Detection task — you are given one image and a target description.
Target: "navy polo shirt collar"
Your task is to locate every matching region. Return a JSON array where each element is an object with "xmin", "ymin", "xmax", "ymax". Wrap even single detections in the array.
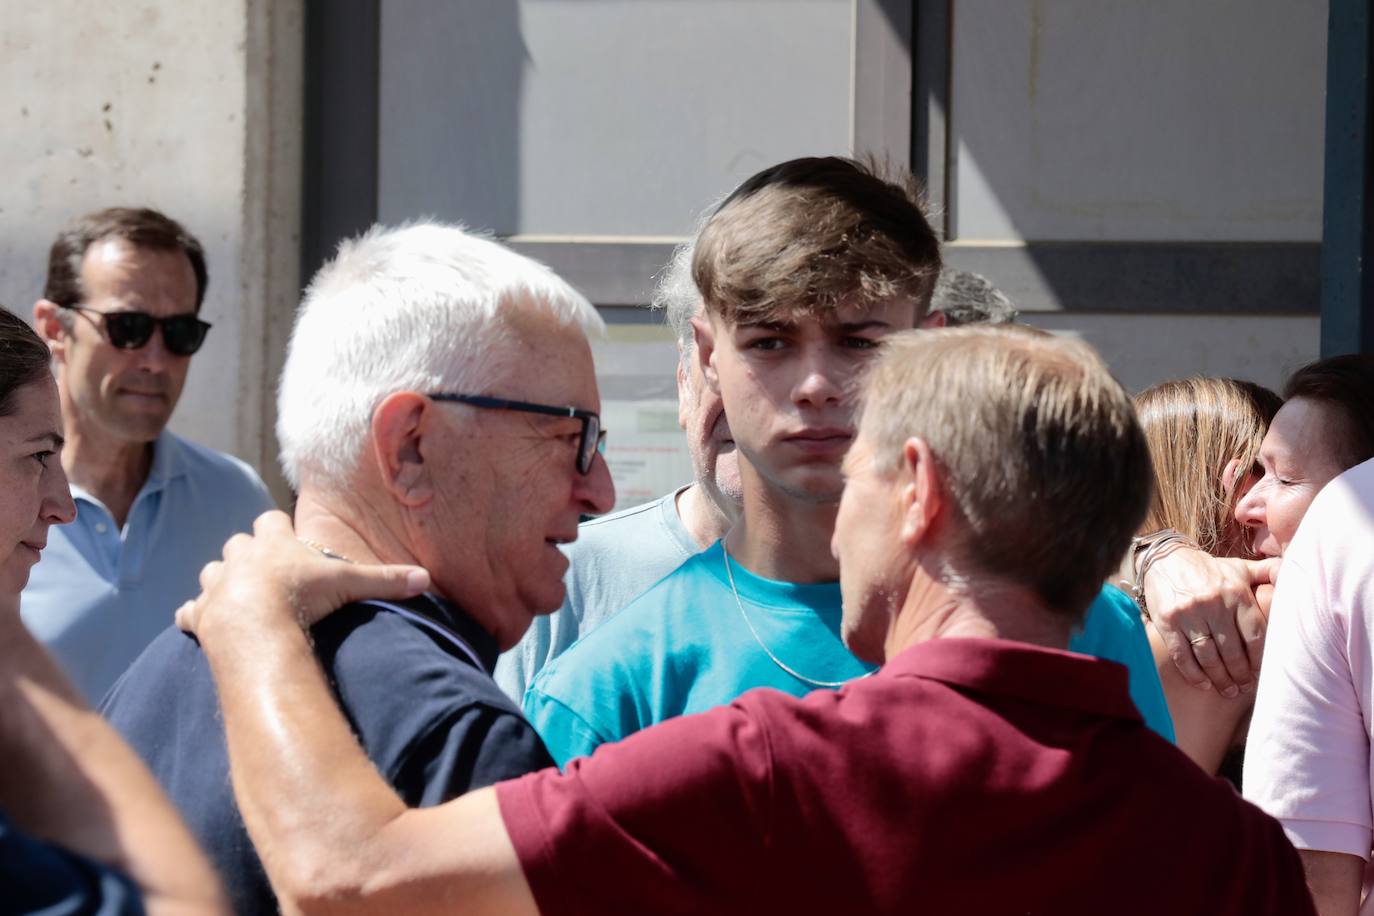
[
  {"xmin": 881, "ymin": 636, "xmax": 1142, "ymax": 724},
  {"xmin": 409, "ymin": 592, "xmax": 501, "ymax": 674}
]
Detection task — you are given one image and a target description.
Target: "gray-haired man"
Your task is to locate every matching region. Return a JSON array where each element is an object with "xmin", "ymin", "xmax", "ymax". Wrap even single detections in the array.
[
  {"xmin": 103, "ymin": 222, "xmax": 614, "ymax": 913},
  {"xmin": 495, "ymin": 232, "xmax": 741, "ymax": 700}
]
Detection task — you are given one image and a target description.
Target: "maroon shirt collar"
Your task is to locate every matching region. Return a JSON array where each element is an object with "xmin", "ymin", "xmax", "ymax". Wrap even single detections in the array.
[{"xmin": 878, "ymin": 637, "xmax": 1142, "ymax": 725}]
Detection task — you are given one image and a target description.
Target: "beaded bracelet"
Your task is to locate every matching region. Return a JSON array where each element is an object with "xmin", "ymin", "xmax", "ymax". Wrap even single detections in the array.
[{"xmin": 1122, "ymin": 528, "xmax": 1200, "ymax": 620}]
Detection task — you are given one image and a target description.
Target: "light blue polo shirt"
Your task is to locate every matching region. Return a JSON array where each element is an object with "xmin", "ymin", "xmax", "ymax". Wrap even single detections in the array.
[{"xmin": 21, "ymin": 430, "xmax": 274, "ymax": 702}]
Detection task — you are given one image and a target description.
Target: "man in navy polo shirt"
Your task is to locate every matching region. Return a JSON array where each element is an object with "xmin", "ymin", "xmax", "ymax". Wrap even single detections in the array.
[
  {"xmin": 102, "ymin": 222, "xmax": 614, "ymax": 914},
  {"xmin": 178, "ymin": 326, "xmax": 1312, "ymax": 914}
]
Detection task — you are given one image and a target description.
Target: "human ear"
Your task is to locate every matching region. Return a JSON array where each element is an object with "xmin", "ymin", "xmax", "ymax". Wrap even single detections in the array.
[
  {"xmin": 676, "ymin": 343, "xmax": 692, "ymax": 430},
  {"xmin": 370, "ymin": 392, "xmax": 433, "ymax": 508},
  {"xmin": 32, "ymin": 300, "xmax": 68, "ymax": 360},
  {"xmin": 898, "ymin": 438, "xmax": 943, "ymax": 546},
  {"xmin": 1222, "ymin": 457, "xmax": 1245, "ymax": 494},
  {"xmin": 919, "ymin": 309, "xmax": 947, "ymax": 329},
  {"xmin": 691, "ymin": 314, "xmax": 721, "ymax": 394}
]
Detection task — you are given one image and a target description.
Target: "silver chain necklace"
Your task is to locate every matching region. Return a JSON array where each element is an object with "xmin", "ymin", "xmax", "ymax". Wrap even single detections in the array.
[{"xmin": 721, "ymin": 541, "xmax": 875, "ymax": 690}]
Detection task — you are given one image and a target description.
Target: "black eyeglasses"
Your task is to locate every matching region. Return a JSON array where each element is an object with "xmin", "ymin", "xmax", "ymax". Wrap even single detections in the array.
[
  {"xmin": 427, "ymin": 393, "xmax": 606, "ymax": 475},
  {"xmin": 60, "ymin": 303, "xmax": 212, "ymax": 357}
]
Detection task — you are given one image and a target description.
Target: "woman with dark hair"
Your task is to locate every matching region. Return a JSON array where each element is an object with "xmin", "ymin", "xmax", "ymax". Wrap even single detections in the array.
[
  {"xmin": 0, "ymin": 306, "xmax": 72, "ymax": 591},
  {"xmin": 0, "ymin": 305, "xmax": 227, "ymax": 913},
  {"xmin": 0, "ymin": 304, "xmax": 56, "ymax": 399}
]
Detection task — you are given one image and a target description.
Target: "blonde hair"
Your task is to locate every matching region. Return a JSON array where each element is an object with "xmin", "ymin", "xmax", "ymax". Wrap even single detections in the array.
[
  {"xmin": 860, "ymin": 325, "xmax": 1151, "ymax": 618},
  {"xmin": 1134, "ymin": 378, "xmax": 1281, "ymax": 557}
]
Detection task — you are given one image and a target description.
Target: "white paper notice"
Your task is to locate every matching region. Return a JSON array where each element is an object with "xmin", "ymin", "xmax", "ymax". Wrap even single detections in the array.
[{"xmin": 600, "ymin": 399, "xmax": 694, "ymax": 510}]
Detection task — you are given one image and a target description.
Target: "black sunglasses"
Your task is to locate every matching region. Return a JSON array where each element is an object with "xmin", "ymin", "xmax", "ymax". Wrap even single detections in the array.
[
  {"xmin": 427, "ymin": 393, "xmax": 606, "ymax": 475},
  {"xmin": 60, "ymin": 303, "xmax": 212, "ymax": 357}
]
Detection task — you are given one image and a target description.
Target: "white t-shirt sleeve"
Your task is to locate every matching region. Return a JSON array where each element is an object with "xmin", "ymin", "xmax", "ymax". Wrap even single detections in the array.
[{"xmin": 1244, "ymin": 462, "xmax": 1374, "ymax": 860}]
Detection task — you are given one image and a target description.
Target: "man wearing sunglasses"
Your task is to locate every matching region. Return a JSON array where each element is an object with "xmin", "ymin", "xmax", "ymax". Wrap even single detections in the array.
[
  {"xmin": 25, "ymin": 207, "xmax": 274, "ymax": 702},
  {"xmin": 100, "ymin": 222, "xmax": 615, "ymax": 913}
]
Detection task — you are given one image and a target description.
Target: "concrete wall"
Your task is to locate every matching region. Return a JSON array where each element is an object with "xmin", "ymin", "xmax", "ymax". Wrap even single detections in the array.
[
  {"xmin": 948, "ymin": 0, "xmax": 1326, "ymax": 393},
  {"xmin": 4, "ymin": 1, "xmax": 1327, "ymax": 509},
  {"xmin": 378, "ymin": 0, "xmax": 854, "ymax": 238},
  {"xmin": 949, "ymin": 0, "xmax": 1327, "ymax": 242},
  {"xmin": 0, "ymin": 1, "xmax": 302, "ymax": 500},
  {"xmin": 366, "ymin": 0, "xmax": 1329, "ymax": 509},
  {"xmin": 1022, "ymin": 313, "xmax": 1318, "ymax": 394}
]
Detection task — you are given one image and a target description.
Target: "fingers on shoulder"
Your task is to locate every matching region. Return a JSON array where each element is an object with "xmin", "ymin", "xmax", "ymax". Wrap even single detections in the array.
[{"xmin": 253, "ymin": 509, "xmax": 295, "ymax": 535}]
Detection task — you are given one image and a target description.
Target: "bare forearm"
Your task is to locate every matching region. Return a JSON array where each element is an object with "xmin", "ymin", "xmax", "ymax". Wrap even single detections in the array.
[
  {"xmin": 1146, "ymin": 625, "xmax": 1251, "ymax": 773},
  {"xmin": 202, "ymin": 619, "xmax": 538, "ymax": 915},
  {"xmin": 0, "ymin": 616, "xmax": 227, "ymax": 914},
  {"xmin": 1300, "ymin": 849, "xmax": 1362, "ymax": 916},
  {"xmin": 198, "ymin": 615, "xmax": 413, "ymax": 909},
  {"xmin": 184, "ymin": 515, "xmax": 536, "ymax": 914}
]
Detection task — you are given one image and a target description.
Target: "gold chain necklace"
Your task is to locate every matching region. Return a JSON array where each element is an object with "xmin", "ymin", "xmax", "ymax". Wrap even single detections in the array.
[
  {"xmin": 721, "ymin": 541, "xmax": 875, "ymax": 690},
  {"xmin": 297, "ymin": 538, "xmax": 354, "ymax": 563}
]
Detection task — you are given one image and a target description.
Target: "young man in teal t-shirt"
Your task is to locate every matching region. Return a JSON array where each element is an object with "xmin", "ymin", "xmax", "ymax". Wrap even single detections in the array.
[{"xmin": 526, "ymin": 158, "xmax": 1171, "ymax": 765}]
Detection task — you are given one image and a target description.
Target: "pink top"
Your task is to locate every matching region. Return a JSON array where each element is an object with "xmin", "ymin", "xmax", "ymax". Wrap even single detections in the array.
[{"xmin": 1245, "ymin": 458, "xmax": 1374, "ymax": 862}]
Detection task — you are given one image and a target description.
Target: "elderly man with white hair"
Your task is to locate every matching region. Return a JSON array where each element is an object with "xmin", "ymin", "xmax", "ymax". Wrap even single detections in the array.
[
  {"xmin": 101, "ymin": 222, "xmax": 615, "ymax": 914},
  {"xmin": 495, "ymin": 232, "xmax": 742, "ymax": 700}
]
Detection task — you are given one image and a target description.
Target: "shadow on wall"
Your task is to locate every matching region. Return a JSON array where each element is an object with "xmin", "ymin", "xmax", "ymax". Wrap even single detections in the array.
[
  {"xmin": 916, "ymin": 0, "xmax": 1326, "ymax": 389},
  {"xmin": 932, "ymin": 0, "xmax": 1325, "ymax": 315}
]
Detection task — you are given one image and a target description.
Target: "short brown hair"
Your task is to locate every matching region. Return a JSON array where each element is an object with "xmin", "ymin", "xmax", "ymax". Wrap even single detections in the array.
[
  {"xmin": 0, "ymin": 305, "xmax": 54, "ymax": 417},
  {"xmin": 693, "ymin": 157, "xmax": 941, "ymax": 326},
  {"xmin": 1283, "ymin": 355, "xmax": 1374, "ymax": 471},
  {"xmin": 44, "ymin": 207, "xmax": 208, "ymax": 311},
  {"xmin": 1135, "ymin": 377, "xmax": 1282, "ymax": 557},
  {"xmin": 860, "ymin": 325, "xmax": 1152, "ymax": 619}
]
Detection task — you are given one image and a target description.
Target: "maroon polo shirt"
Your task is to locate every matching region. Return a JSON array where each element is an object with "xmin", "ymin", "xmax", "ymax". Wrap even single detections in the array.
[{"xmin": 497, "ymin": 638, "xmax": 1313, "ymax": 916}]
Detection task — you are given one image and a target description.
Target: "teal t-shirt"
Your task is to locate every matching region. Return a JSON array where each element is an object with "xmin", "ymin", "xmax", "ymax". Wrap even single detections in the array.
[
  {"xmin": 524, "ymin": 541, "xmax": 872, "ymax": 766},
  {"xmin": 525, "ymin": 544, "xmax": 1172, "ymax": 766},
  {"xmin": 1073, "ymin": 583, "xmax": 1175, "ymax": 744}
]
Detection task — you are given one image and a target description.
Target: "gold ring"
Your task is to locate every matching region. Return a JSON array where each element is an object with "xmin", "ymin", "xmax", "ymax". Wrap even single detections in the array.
[{"xmin": 1188, "ymin": 634, "xmax": 1214, "ymax": 646}]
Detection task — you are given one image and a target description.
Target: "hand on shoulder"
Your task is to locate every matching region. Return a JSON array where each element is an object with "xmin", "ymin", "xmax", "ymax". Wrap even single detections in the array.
[{"xmin": 176, "ymin": 510, "xmax": 430, "ymax": 642}]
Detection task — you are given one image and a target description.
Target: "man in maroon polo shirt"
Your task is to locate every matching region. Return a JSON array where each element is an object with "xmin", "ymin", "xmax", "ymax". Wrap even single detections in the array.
[{"xmin": 177, "ymin": 326, "xmax": 1314, "ymax": 915}]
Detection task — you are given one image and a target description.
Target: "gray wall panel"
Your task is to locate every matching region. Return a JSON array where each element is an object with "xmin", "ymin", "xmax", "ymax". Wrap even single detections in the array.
[
  {"xmin": 949, "ymin": 0, "xmax": 1327, "ymax": 242},
  {"xmin": 379, "ymin": 0, "xmax": 853, "ymax": 236}
]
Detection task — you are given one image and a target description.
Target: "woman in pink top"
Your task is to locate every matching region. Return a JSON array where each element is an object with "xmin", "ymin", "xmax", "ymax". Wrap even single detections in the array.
[
  {"xmin": 1239, "ymin": 355, "xmax": 1374, "ymax": 916},
  {"xmin": 1135, "ymin": 358, "xmax": 1374, "ymax": 786},
  {"xmin": 1235, "ymin": 356, "xmax": 1374, "ymax": 560}
]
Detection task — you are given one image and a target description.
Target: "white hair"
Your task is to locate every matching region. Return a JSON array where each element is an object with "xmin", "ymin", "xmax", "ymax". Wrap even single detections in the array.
[
  {"xmin": 650, "ymin": 201, "xmax": 725, "ymax": 360},
  {"xmin": 277, "ymin": 221, "xmax": 604, "ymax": 490},
  {"xmin": 651, "ymin": 238, "xmax": 699, "ymax": 351},
  {"xmin": 931, "ymin": 269, "xmax": 1018, "ymax": 326}
]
